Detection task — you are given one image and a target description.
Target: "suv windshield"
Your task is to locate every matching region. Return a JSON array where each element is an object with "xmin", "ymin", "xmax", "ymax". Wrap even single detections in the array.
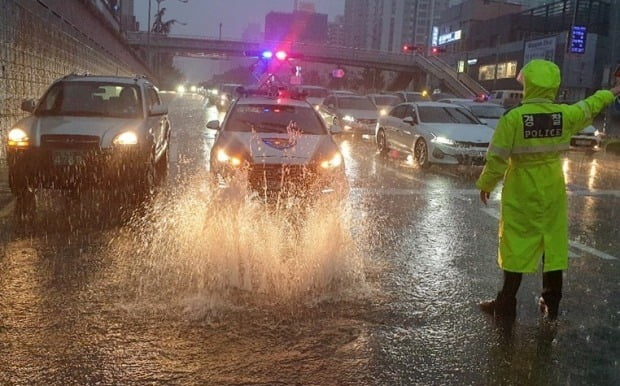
[
  {"xmin": 338, "ymin": 97, "xmax": 376, "ymax": 110},
  {"xmin": 226, "ymin": 104, "xmax": 327, "ymax": 134},
  {"xmin": 372, "ymin": 95, "xmax": 400, "ymax": 106},
  {"xmin": 35, "ymin": 81, "xmax": 142, "ymax": 118},
  {"xmin": 418, "ymin": 106, "xmax": 481, "ymax": 124}
]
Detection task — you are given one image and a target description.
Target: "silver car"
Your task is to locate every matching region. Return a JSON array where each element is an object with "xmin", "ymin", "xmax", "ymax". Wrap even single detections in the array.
[
  {"xmin": 376, "ymin": 102, "xmax": 493, "ymax": 168},
  {"xmin": 7, "ymin": 74, "xmax": 171, "ymax": 212},
  {"xmin": 318, "ymin": 94, "xmax": 379, "ymax": 136}
]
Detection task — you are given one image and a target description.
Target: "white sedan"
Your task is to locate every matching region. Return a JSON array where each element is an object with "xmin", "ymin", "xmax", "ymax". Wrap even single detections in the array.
[{"xmin": 376, "ymin": 102, "xmax": 494, "ymax": 168}]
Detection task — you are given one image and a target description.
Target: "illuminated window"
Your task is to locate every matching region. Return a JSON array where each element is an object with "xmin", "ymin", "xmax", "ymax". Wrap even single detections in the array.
[
  {"xmin": 479, "ymin": 64, "xmax": 496, "ymax": 81},
  {"xmin": 497, "ymin": 61, "xmax": 518, "ymax": 79}
]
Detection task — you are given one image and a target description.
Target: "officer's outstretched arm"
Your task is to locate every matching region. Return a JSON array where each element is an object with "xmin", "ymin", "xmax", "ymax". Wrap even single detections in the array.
[
  {"xmin": 567, "ymin": 89, "xmax": 616, "ymax": 135},
  {"xmin": 476, "ymin": 113, "xmax": 515, "ymax": 193}
]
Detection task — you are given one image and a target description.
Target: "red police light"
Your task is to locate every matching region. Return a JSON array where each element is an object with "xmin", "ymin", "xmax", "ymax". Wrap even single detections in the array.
[{"xmin": 275, "ymin": 50, "xmax": 288, "ymax": 61}]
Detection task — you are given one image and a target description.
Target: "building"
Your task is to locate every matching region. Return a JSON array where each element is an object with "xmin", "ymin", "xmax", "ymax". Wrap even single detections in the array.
[
  {"xmin": 436, "ymin": 0, "xmax": 613, "ymax": 100},
  {"xmin": 264, "ymin": 10, "xmax": 328, "ymax": 43},
  {"xmin": 328, "ymin": 15, "xmax": 346, "ymax": 47},
  {"xmin": 343, "ymin": 0, "xmax": 450, "ymax": 52}
]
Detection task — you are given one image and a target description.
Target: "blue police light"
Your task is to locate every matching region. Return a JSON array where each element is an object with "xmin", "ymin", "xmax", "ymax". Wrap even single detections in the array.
[{"xmin": 262, "ymin": 50, "xmax": 273, "ymax": 59}]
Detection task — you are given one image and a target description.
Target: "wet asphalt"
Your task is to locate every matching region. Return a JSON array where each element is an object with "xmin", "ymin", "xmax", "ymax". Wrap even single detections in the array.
[{"xmin": 0, "ymin": 94, "xmax": 619, "ymax": 385}]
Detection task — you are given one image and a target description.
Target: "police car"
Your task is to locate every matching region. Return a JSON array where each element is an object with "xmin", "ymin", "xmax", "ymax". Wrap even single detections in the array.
[{"xmin": 207, "ymin": 87, "xmax": 347, "ymax": 197}]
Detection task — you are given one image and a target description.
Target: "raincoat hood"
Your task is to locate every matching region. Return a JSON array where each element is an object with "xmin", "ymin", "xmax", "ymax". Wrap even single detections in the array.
[{"xmin": 521, "ymin": 59, "xmax": 561, "ymax": 101}]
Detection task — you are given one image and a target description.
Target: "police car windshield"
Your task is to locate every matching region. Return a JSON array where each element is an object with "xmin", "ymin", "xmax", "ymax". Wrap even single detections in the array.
[
  {"xmin": 418, "ymin": 106, "xmax": 480, "ymax": 124},
  {"xmin": 469, "ymin": 105, "xmax": 506, "ymax": 119},
  {"xmin": 35, "ymin": 81, "xmax": 143, "ymax": 118},
  {"xmin": 227, "ymin": 104, "xmax": 327, "ymax": 134},
  {"xmin": 338, "ymin": 97, "xmax": 376, "ymax": 110}
]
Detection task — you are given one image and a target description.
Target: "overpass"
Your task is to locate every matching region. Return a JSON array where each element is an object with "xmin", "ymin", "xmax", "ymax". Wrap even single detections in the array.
[{"xmin": 125, "ymin": 32, "xmax": 488, "ymax": 98}]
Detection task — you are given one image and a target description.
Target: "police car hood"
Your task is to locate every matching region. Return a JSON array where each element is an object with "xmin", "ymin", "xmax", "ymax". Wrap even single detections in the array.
[
  {"xmin": 216, "ymin": 131, "xmax": 338, "ymax": 165},
  {"xmin": 522, "ymin": 59, "xmax": 560, "ymax": 101},
  {"xmin": 422, "ymin": 123, "xmax": 494, "ymax": 143},
  {"xmin": 21, "ymin": 115, "xmax": 143, "ymax": 145}
]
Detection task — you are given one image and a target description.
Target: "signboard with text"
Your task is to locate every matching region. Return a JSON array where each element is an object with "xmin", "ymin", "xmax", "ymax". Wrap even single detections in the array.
[
  {"xmin": 523, "ymin": 36, "xmax": 557, "ymax": 64},
  {"xmin": 568, "ymin": 26, "xmax": 587, "ymax": 54}
]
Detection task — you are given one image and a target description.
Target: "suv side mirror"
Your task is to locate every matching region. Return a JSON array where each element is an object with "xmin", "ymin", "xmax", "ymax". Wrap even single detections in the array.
[
  {"xmin": 403, "ymin": 116, "xmax": 417, "ymax": 125},
  {"xmin": 206, "ymin": 120, "xmax": 220, "ymax": 130},
  {"xmin": 21, "ymin": 99, "xmax": 36, "ymax": 113},
  {"xmin": 149, "ymin": 104, "xmax": 168, "ymax": 116}
]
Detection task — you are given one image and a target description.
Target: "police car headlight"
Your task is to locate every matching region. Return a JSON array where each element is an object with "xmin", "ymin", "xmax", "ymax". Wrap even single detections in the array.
[
  {"xmin": 431, "ymin": 135, "xmax": 455, "ymax": 146},
  {"xmin": 113, "ymin": 131, "xmax": 138, "ymax": 145},
  {"xmin": 320, "ymin": 152, "xmax": 343, "ymax": 169},
  {"xmin": 8, "ymin": 128, "xmax": 30, "ymax": 147},
  {"xmin": 216, "ymin": 149, "xmax": 242, "ymax": 167},
  {"xmin": 342, "ymin": 115, "xmax": 355, "ymax": 123}
]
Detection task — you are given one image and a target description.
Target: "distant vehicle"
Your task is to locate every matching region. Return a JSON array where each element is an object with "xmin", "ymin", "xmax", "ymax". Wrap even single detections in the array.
[
  {"xmin": 7, "ymin": 74, "xmax": 171, "ymax": 214},
  {"xmin": 376, "ymin": 102, "xmax": 493, "ymax": 168},
  {"xmin": 487, "ymin": 89, "xmax": 523, "ymax": 107},
  {"xmin": 328, "ymin": 89, "xmax": 357, "ymax": 96},
  {"xmin": 383, "ymin": 90, "xmax": 431, "ymax": 103},
  {"xmin": 437, "ymin": 98, "xmax": 506, "ymax": 129},
  {"xmin": 367, "ymin": 93, "xmax": 401, "ymax": 116},
  {"xmin": 297, "ymin": 85, "xmax": 328, "ymax": 108},
  {"xmin": 318, "ymin": 94, "xmax": 379, "ymax": 136},
  {"xmin": 207, "ymin": 89, "xmax": 347, "ymax": 197},
  {"xmin": 570, "ymin": 125, "xmax": 602, "ymax": 150},
  {"xmin": 216, "ymin": 83, "xmax": 243, "ymax": 112}
]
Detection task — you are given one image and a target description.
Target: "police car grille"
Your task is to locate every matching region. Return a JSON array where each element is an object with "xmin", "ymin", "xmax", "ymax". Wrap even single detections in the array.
[
  {"xmin": 248, "ymin": 164, "xmax": 315, "ymax": 187},
  {"xmin": 455, "ymin": 141, "xmax": 489, "ymax": 148},
  {"xmin": 41, "ymin": 135, "xmax": 100, "ymax": 150}
]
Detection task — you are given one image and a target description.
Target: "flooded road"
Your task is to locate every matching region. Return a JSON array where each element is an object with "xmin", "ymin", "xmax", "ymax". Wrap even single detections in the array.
[{"xmin": 1, "ymin": 95, "xmax": 619, "ymax": 385}]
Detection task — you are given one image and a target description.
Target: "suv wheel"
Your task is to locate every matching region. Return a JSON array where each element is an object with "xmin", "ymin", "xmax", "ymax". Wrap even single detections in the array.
[
  {"xmin": 132, "ymin": 158, "xmax": 156, "ymax": 204},
  {"xmin": 156, "ymin": 148, "xmax": 169, "ymax": 184},
  {"xmin": 14, "ymin": 189, "xmax": 36, "ymax": 222},
  {"xmin": 377, "ymin": 129, "xmax": 389, "ymax": 155}
]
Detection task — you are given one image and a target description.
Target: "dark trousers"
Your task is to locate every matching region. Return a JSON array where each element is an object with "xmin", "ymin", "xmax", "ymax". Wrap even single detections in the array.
[{"xmin": 499, "ymin": 255, "xmax": 563, "ymax": 307}]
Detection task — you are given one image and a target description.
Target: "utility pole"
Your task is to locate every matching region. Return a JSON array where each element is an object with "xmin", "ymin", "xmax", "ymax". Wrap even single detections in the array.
[{"xmin": 146, "ymin": 0, "xmax": 152, "ymax": 68}]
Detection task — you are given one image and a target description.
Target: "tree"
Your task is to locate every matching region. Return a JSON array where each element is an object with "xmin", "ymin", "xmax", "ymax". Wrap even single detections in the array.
[{"xmin": 151, "ymin": 7, "xmax": 186, "ymax": 34}]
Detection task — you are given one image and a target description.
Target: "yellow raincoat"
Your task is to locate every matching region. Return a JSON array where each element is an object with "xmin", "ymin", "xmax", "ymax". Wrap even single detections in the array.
[{"xmin": 476, "ymin": 59, "xmax": 615, "ymax": 273}]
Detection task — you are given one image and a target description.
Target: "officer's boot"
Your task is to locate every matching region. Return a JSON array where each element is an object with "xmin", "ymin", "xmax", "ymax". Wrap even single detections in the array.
[
  {"xmin": 479, "ymin": 291, "xmax": 517, "ymax": 321},
  {"xmin": 479, "ymin": 271, "xmax": 521, "ymax": 321},
  {"xmin": 540, "ymin": 270, "xmax": 563, "ymax": 320}
]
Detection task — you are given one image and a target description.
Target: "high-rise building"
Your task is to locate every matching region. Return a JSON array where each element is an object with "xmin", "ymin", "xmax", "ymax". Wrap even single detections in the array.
[
  {"xmin": 328, "ymin": 15, "xmax": 346, "ymax": 47},
  {"xmin": 343, "ymin": 0, "xmax": 450, "ymax": 52}
]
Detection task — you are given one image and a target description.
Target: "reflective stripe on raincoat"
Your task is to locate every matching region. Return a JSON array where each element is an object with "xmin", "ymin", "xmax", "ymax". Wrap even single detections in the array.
[{"xmin": 476, "ymin": 59, "xmax": 615, "ymax": 273}]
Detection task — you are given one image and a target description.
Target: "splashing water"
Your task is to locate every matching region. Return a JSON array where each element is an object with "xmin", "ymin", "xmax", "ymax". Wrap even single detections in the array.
[{"xmin": 108, "ymin": 172, "xmax": 367, "ymax": 315}]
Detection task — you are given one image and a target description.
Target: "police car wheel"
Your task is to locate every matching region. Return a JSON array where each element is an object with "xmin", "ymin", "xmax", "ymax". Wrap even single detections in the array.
[
  {"xmin": 414, "ymin": 138, "xmax": 430, "ymax": 169},
  {"xmin": 377, "ymin": 129, "xmax": 389, "ymax": 155}
]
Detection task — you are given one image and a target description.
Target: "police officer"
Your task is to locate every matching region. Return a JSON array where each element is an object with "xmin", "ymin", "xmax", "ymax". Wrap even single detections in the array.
[{"xmin": 477, "ymin": 59, "xmax": 620, "ymax": 322}]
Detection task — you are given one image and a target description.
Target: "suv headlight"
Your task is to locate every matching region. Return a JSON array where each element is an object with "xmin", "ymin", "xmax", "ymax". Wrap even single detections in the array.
[
  {"xmin": 342, "ymin": 115, "xmax": 355, "ymax": 123},
  {"xmin": 216, "ymin": 149, "xmax": 242, "ymax": 166},
  {"xmin": 8, "ymin": 128, "xmax": 29, "ymax": 147},
  {"xmin": 320, "ymin": 152, "xmax": 343, "ymax": 169},
  {"xmin": 113, "ymin": 131, "xmax": 138, "ymax": 145}
]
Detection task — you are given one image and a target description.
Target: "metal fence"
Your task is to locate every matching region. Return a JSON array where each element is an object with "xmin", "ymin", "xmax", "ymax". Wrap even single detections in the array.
[{"xmin": 0, "ymin": 0, "xmax": 149, "ymax": 163}]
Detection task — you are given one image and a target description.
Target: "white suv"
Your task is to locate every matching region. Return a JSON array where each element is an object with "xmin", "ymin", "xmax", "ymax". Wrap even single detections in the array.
[{"xmin": 7, "ymin": 74, "xmax": 171, "ymax": 213}]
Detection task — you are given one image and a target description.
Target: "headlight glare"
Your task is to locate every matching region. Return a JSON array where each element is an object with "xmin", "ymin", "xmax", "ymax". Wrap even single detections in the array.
[
  {"xmin": 320, "ymin": 152, "xmax": 343, "ymax": 169},
  {"xmin": 8, "ymin": 128, "xmax": 29, "ymax": 147},
  {"xmin": 342, "ymin": 115, "xmax": 355, "ymax": 122},
  {"xmin": 113, "ymin": 131, "xmax": 138, "ymax": 145},
  {"xmin": 431, "ymin": 135, "xmax": 455, "ymax": 145},
  {"xmin": 380, "ymin": 109, "xmax": 388, "ymax": 116},
  {"xmin": 216, "ymin": 149, "xmax": 242, "ymax": 166}
]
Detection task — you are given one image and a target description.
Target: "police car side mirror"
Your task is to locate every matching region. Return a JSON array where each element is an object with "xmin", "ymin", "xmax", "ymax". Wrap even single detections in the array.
[{"xmin": 206, "ymin": 120, "xmax": 220, "ymax": 130}]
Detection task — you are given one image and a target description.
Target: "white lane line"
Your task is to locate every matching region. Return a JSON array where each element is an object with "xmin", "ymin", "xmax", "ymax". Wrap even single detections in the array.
[
  {"xmin": 0, "ymin": 199, "xmax": 15, "ymax": 219},
  {"xmin": 479, "ymin": 206, "xmax": 616, "ymax": 261}
]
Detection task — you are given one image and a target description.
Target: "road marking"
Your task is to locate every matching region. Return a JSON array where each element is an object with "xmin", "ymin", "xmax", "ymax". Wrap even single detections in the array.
[
  {"xmin": 479, "ymin": 206, "xmax": 616, "ymax": 261},
  {"xmin": 0, "ymin": 199, "xmax": 15, "ymax": 219}
]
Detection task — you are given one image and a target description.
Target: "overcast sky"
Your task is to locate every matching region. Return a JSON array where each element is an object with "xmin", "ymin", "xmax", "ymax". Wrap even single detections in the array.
[{"xmin": 134, "ymin": 0, "xmax": 345, "ymax": 39}]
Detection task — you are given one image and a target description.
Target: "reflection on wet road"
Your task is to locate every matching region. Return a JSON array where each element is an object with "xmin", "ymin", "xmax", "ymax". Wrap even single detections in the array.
[{"xmin": 1, "ymin": 95, "xmax": 619, "ymax": 385}]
